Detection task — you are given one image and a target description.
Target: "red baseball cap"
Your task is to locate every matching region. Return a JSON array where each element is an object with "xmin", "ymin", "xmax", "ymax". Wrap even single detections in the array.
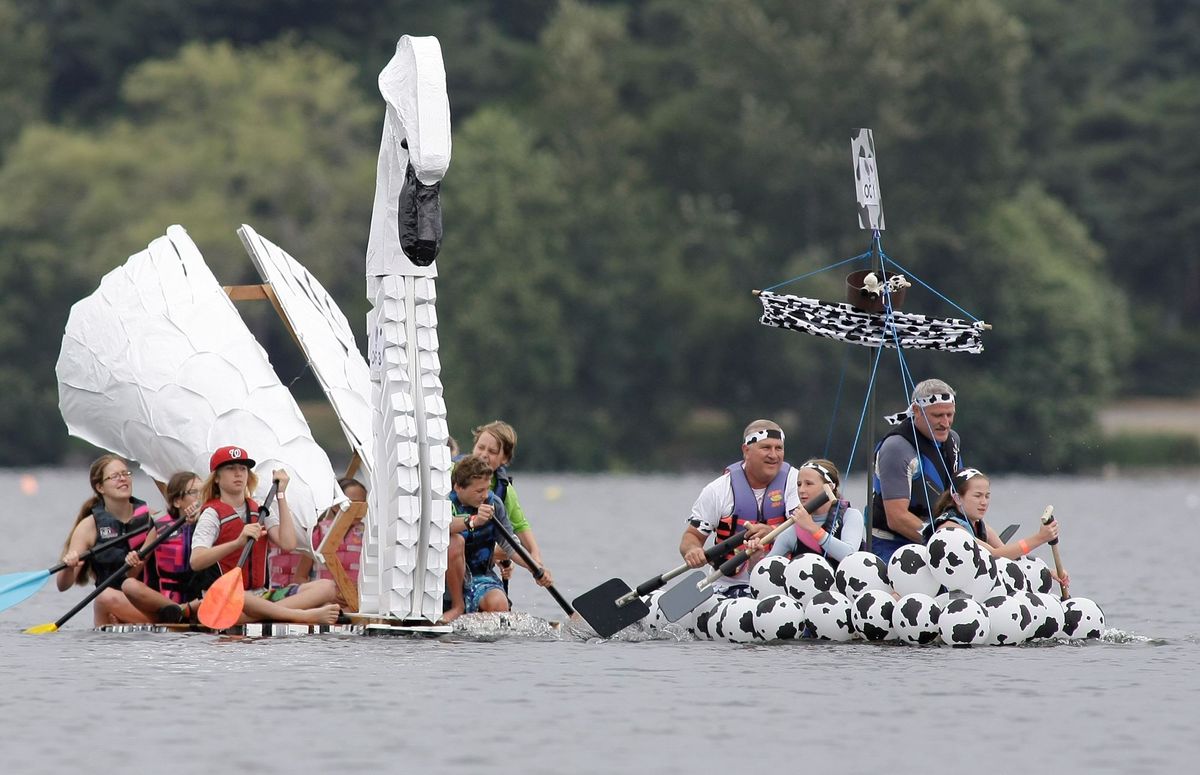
[{"xmin": 209, "ymin": 445, "xmax": 256, "ymax": 472}]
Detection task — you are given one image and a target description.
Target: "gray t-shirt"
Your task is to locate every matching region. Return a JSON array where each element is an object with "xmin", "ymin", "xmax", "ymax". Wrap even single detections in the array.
[{"xmin": 875, "ymin": 429, "xmax": 962, "ymax": 512}]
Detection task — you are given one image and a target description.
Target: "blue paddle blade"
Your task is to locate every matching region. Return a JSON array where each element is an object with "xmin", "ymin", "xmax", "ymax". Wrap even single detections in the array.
[{"xmin": 0, "ymin": 570, "xmax": 52, "ymax": 613}]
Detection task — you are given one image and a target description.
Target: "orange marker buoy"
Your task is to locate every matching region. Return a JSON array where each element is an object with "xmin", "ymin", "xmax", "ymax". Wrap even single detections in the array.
[{"xmin": 19, "ymin": 474, "xmax": 38, "ymax": 496}]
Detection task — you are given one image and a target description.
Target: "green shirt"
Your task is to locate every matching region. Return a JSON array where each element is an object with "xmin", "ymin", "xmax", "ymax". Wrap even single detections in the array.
[{"xmin": 497, "ymin": 475, "xmax": 531, "ymax": 534}]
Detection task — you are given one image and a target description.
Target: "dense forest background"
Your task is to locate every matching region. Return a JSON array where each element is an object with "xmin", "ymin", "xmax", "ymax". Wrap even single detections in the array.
[{"xmin": 0, "ymin": 0, "xmax": 1196, "ymax": 473}]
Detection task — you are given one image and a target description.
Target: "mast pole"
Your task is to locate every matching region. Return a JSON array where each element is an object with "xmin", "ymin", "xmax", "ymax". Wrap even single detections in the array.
[
  {"xmin": 864, "ymin": 232, "xmax": 881, "ymax": 552},
  {"xmin": 851, "ymin": 129, "xmax": 886, "ymax": 553}
]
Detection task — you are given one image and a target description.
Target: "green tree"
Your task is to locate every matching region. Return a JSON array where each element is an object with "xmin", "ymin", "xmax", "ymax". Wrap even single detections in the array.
[
  {"xmin": 0, "ymin": 40, "xmax": 378, "ymax": 464},
  {"xmin": 438, "ymin": 107, "xmax": 581, "ymax": 465},
  {"xmin": 950, "ymin": 185, "xmax": 1132, "ymax": 471},
  {"xmin": 26, "ymin": 0, "xmax": 551, "ymax": 125},
  {"xmin": 0, "ymin": 0, "xmax": 48, "ymax": 156}
]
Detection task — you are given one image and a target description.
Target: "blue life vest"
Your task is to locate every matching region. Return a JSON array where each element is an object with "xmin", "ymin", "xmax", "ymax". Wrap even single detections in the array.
[
  {"xmin": 933, "ymin": 508, "xmax": 987, "ymax": 541},
  {"xmin": 871, "ymin": 419, "xmax": 961, "ymax": 533},
  {"xmin": 450, "ymin": 491, "xmax": 507, "ymax": 576},
  {"xmin": 713, "ymin": 462, "xmax": 792, "ymax": 564},
  {"xmin": 493, "ymin": 465, "xmax": 512, "ymax": 504}
]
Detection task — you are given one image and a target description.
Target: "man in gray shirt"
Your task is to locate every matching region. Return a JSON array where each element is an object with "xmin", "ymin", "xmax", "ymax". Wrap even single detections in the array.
[{"xmin": 869, "ymin": 379, "xmax": 963, "ymax": 562}]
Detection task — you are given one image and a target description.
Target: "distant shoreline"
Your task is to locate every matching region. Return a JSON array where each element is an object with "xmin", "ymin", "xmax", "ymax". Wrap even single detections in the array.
[{"xmin": 1098, "ymin": 396, "xmax": 1200, "ymax": 440}]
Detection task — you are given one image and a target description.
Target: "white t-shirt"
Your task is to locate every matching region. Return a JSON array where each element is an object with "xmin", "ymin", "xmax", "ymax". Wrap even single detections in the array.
[
  {"xmin": 686, "ymin": 464, "xmax": 801, "ymax": 589},
  {"xmin": 192, "ymin": 502, "xmax": 281, "ymax": 550}
]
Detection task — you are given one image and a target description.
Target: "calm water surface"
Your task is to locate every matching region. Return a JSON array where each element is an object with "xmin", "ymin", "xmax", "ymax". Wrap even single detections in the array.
[{"xmin": 1, "ymin": 468, "xmax": 1197, "ymax": 774}]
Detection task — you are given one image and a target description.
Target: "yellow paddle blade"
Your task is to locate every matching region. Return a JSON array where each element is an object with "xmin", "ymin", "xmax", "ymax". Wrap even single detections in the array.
[
  {"xmin": 197, "ymin": 567, "xmax": 247, "ymax": 630},
  {"xmin": 23, "ymin": 622, "xmax": 59, "ymax": 635}
]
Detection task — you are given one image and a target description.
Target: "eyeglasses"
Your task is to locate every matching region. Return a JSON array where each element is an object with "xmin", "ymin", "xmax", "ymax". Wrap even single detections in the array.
[{"xmin": 103, "ymin": 470, "xmax": 133, "ymax": 483}]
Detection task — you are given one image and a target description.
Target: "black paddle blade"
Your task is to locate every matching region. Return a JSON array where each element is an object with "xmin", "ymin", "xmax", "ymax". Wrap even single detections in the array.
[
  {"xmin": 658, "ymin": 571, "xmax": 713, "ymax": 623},
  {"xmin": 572, "ymin": 579, "xmax": 651, "ymax": 638}
]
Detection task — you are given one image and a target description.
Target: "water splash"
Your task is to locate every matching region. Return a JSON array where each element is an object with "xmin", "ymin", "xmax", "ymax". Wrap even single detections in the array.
[{"xmin": 449, "ymin": 611, "xmax": 562, "ymax": 641}]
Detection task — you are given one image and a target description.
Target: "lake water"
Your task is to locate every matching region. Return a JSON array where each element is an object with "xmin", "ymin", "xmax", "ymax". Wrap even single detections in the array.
[{"xmin": 1, "ymin": 467, "xmax": 1197, "ymax": 774}]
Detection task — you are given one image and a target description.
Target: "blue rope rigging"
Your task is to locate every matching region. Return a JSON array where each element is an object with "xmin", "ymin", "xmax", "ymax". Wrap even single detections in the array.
[
  {"xmin": 762, "ymin": 235, "xmax": 971, "ymax": 526},
  {"xmin": 841, "ymin": 343, "xmax": 884, "ymax": 481},
  {"xmin": 821, "ymin": 345, "xmax": 852, "ymax": 460},
  {"xmin": 761, "ymin": 251, "xmax": 871, "ymax": 293}
]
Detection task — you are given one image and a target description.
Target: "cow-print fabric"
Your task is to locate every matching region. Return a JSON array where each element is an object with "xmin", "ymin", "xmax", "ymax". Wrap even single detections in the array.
[{"xmin": 757, "ymin": 291, "xmax": 985, "ymax": 353}]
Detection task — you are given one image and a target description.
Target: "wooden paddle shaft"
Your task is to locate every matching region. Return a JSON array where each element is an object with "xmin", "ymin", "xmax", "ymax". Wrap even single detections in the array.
[
  {"xmin": 712, "ymin": 485, "xmax": 835, "ymax": 581},
  {"xmin": 233, "ymin": 479, "xmax": 282, "ymax": 569},
  {"xmin": 50, "ymin": 515, "xmax": 189, "ymax": 630},
  {"xmin": 1040, "ymin": 505, "xmax": 1069, "ymax": 599}
]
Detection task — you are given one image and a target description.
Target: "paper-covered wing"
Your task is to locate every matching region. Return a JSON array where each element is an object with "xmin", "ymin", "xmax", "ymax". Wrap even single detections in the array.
[
  {"xmin": 238, "ymin": 224, "xmax": 373, "ymax": 478},
  {"xmin": 757, "ymin": 291, "xmax": 985, "ymax": 353},
  {"xmin": 56, "ymin": 225, "xmax": 347, "ymax": 537}
]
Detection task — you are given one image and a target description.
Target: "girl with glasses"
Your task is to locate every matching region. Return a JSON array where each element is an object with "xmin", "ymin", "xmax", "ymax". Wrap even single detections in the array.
[
  {"xmin": 57, "ymin": 455, "xmax": 196, "ymax": 625},
  {"xmin": 143, "ymin": 471, "xmax": 210, "ymax": 620}
]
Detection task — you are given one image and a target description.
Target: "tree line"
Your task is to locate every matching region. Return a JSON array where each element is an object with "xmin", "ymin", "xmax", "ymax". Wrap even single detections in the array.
[{"xmin": 0, "ymin": 0, "xmax": 1194, "ymax": 472}]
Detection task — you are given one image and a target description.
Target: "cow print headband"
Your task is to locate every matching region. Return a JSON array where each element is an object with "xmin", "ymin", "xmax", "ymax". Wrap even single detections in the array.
[
  {"xmin": 884, "ymin": 391, "xmax": 956, "ymax": 426},
  {"xmin": 956, "ymin": 467, "xmax": 984, "ymax": 481},
  {"xmin": 744, "ymin": 428, "xmax": 785, "ymax": 445},
  {"xmin": 800, "ymin": 461, "xmax": 835, "ymax": 485}
]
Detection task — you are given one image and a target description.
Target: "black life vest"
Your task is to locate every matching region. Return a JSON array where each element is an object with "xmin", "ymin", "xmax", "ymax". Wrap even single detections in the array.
[
  {"xmin": 89, "ymin": 498, "xmax": 152, "ymax": 586},
  {"xmin": 871, "ymin": 419, "xmax": 961, "ymax": 532}
]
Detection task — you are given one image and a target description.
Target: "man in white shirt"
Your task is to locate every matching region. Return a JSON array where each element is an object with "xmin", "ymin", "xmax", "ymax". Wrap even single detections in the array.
[{"xmin": 678, "ymin": 419, "xmax": 803, "ymax": 597}]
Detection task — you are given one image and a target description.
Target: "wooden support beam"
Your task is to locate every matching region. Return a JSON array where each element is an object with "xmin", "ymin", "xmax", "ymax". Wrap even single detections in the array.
[
  {"xmin": 318, "ymin": 501, "xmax": 367, "ymax": 612},
  {"xmin": 343, "ymin": 452, "xmax": 362, "ymax": 482},
  {"xmin": 223, "ymin": 283, "xmax": 270, "ymax": 301},
  {"xmin": 223, "ymin": 283, "xmax": 304, "ymax": 354}
]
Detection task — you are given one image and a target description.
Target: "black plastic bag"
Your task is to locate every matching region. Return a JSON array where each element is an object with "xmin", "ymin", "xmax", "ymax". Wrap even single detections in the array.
[{"xmin": 398, "ymin": 160, "xmax": 443, "ymax": 266}]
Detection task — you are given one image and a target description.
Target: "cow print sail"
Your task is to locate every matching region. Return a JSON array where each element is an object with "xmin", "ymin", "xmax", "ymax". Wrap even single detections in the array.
[{"xmin": 757, "ymin": 291, "xmax": 986, "ymax": 353}]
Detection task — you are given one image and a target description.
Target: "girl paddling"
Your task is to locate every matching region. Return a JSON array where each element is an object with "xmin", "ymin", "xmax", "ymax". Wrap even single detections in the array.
[
  {"xmin": 188, "ymin": 446, "xmax": 340, "ymax": 625},
  {"xmin": 755, "ymin": 458, "xmax": 866, "ymax": 566},
  {"xmin": 145, "ymin": 471, "xmax": 210, "ymax": 618},
  {"xmin": 57, "ymin": 455, "xmax": 195, "ymax": 625},
  {"xmin": 933, "ymin": 468, "xmax": 1070, "ymax": 587}
]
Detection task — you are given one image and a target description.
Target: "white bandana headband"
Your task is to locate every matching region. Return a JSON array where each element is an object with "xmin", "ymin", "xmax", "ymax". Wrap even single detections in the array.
[
  {"xmin": 744, "ymin": 428, "xmax": 785, "ymax": 445},
  {"xmin": 800, "ymin": 461, "xmax": 835, "ymax": 486},
  {"xmin": 884, "ymin": 391, "xmax": 956, "ymax": 426},
  {"xmin": 956, "ymin": 467, "xmax": 984, "ymax": 481}
]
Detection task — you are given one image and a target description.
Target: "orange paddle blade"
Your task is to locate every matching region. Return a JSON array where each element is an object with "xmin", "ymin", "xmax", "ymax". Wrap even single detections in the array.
[{"xmin": 197, "ymin": 567, "xmax": 247, "ymax": 630}]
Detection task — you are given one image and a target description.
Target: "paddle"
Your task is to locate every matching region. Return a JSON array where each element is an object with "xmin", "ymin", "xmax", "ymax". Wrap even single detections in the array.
[
  {"xmin": 0, "ymin": 522, "xmax": 153, "ymax": 614},
  {"xmin": 572, "ymin": 528, "xmax": 752, "ymax": 638},
  {"xmin": 197, "ymin": 480, "xmax": 279, "ymax": 630},
  {"xmin": 485, "ymin": 507, "xmax": 576, "ymax": 619},
  {"xmin": 1040, "ymin": 505, "xmax": 1069, "ymax": 600},
  {"xmin": 998, "ymin": 523, "xmax": 1020, "ymax": 543},
  {"xmin": 658, "ymin": 485, "xmax": 835, "ymax": 623},
  {"xmin": 24, "ymin": 515, "xmax": 187, "ymax": 634}
]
